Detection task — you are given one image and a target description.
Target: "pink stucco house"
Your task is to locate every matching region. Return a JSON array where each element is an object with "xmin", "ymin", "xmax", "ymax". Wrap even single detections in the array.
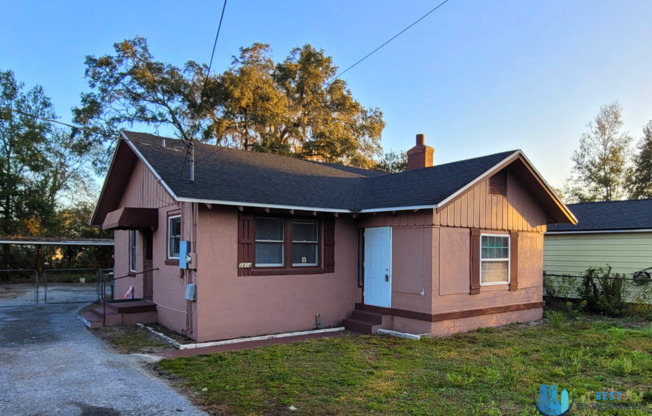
[{"xmin": 89, "ymin": 131, "xmax": 576, "ymax": 341}]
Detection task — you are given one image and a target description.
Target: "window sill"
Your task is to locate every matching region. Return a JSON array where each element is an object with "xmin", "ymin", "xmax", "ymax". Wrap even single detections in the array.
[
  {"xmin": 251, "ymin": 267, "xmax": 324, "ymax": 276},
  {"xmin": 165, "ymin": 259, "xmax": 180, "ymax": 266}
]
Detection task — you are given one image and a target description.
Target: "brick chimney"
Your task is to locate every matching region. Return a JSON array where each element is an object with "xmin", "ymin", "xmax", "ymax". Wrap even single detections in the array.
[{"xmin": 407, "ymin": 134, "xmax": 434, "ymax": 170}]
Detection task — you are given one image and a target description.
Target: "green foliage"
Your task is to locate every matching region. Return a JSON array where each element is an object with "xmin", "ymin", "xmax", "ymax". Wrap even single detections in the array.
[
  {"xmin": 627, "ymin": 120, "xmax": 652, "ymax": 199},
  {"xmin": 157, "ymin": 319, "xmax": 652, "ymax": 415},
  {"xmin": 1, "ymin": 69, "xmax": 56, "ymax": 236},
  {"xmin": 73, "ymin": 36, "xmax": 198, "ymax": 173},
  {"xmin": 0, "ymin": 70, "xmax": 100, "ymax": 239},
  {"xmin": 544, "ymin": 310, "xmax": 566, "ymax": 328},
  {"xmin": 376, "ymin": 150, "xmax": 407, "ymax": 173},
  {"xmin": 76, "ymin": 38, "xmax": 386, "ymax": 170},
  {"xmin": 567, "ymin": 102, "xmax": 633, "ymax": 202},
  {"xmin": 580, "ymin": 268, "xmax": 626, "ymax": 316}
]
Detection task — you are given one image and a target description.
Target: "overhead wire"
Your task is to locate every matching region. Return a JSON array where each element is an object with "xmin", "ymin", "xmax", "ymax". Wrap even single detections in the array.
[
  {"xmin": 327, "ymin": 0, "xmax": 451, "ymax": 84},
  {"xmin": 197, "ymin": 0, "xmax": 228, "ymax": 114},
  {"xmin": 0, "ymin": 106, "xmax": 93, "ymax": 134}
]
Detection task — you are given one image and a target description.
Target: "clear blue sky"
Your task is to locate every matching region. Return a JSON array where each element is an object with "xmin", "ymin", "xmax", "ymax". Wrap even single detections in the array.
[{"xmin": 2, "ymin": 0, "xmax": 651, "ymax": 188}]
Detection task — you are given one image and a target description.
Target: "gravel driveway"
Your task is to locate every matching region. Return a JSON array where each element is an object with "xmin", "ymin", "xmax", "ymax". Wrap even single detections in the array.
[{"xmin": 0, "ymin": 303, "xmax": 208, "ymax": 416}]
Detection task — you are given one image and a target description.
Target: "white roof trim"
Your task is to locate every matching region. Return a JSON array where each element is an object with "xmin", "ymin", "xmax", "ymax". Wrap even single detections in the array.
[
  {"xmin": 121, "ymin": 131, "xmax": 180, "ymax": 201},
  {"xmin": 0, "ymin": 239, "xmax": 114, "ymax": 246},
  {"xmin": 175, "ymin": 197, "xmax": 350, "ymax": 213},
  {"xmin": 435, "ymin": 151, "xmax": 521, "ymax": 209},
  {"xmin": 357, "ymin": 205, "xmax": 436, "ymax": 213},
  {"xmin": 546, "ymin": 229, "xmax": 652, "ymax": 235}
]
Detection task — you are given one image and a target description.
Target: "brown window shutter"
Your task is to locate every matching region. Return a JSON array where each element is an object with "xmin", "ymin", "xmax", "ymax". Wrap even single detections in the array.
[
  {"xmin": 237, "ymin": 213, "xmax": 255, "ymax": 276},
  {"xmin": 470, "ymin": 228, "xmax": 481, "ymax": 295},
  {"xmin": 509, "ymin": 231, "xmax": 518, "ymax": 291},
  {"xmin": 323, "ymin": 217, "xmax": 335, "ymax": 273}
]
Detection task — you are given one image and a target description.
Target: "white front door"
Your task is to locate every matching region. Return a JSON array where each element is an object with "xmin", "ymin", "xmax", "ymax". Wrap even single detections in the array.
[{"xmin": 363, "ymin": 227, "xmax": 392, "ymax": 308}]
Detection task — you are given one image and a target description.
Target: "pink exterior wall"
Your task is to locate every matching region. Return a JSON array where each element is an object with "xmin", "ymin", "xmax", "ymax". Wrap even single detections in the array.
[
  {"xmin": 112, "ymin": 160, "xmax": 192, "ymax": 336},
  {"xmin": 357, "ymin": 170, "xmax": 548, "ymax": 335},
  {"xmin": 194, "ymin": 206, "xmax": 360, "ymax": 342}
]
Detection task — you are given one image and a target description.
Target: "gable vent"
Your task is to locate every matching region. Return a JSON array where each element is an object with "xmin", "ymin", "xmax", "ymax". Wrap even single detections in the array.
[{"xmin": 489, "ymin": 171, "xmax": 507, "ymax": 196}]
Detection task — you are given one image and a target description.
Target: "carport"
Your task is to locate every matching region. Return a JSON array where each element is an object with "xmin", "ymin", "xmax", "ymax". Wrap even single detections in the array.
[{"xmin": 0, "ymin": 237, "xmax": 114, "ymax": 306}]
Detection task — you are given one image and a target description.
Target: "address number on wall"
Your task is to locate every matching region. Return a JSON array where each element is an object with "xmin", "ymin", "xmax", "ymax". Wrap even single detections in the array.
[{"xmin": 238, "ymin": 262, "xmax": 253, "ymax": 268}]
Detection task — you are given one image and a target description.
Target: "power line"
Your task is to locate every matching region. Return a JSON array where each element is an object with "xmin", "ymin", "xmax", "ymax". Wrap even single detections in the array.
[
  {"xmin": 198, "ymin": 0, "xmax": 228, "ymax": 113},
  {"xmin": 0, "ymin": 106, "xmax": 95, "ymax": 134},
  {"xmin": 327, "ymin": 0, "xmax": 451, "ymax": 84}
]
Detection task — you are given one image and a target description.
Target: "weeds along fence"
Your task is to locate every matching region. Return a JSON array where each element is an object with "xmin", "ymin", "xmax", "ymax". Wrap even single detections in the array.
[{"xmin": 543, "ymin": 268, "xmax": 652, "ymax": 317}]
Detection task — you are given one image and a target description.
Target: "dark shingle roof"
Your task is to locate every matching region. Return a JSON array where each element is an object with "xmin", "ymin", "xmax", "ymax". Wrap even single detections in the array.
[
  {"xmin": 123, "ymin": 131, "xmax": 517, "ymax": 212},
  {"xmin": 547, "ymin": 199, "xmax": 652, "ymax": 232}
]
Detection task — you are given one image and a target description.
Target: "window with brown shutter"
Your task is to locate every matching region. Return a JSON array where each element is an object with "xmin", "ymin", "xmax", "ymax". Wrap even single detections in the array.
[
  {"xmin": 470, "ymin": 228, "xmax": 481, "ymax": 295},
  {"xmin": 509, "ymin": 231, "xmax": 518, "ymax": 291},
  {"xmin": 237, "ymin": 214, "xmax": 255, "ymax": 276},
  {"xmin": 323, "ymin": 217, "xmax": 335, "ymax": 273},
  {"xmin": 237, "ymin": 212, "xmax": 334, "ymax": 275}
]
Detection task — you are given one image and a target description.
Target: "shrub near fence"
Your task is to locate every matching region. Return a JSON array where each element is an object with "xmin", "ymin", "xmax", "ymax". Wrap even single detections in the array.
[{"xmin": 543, "ymin": 266, "xmax": 652, "ymax": 318}]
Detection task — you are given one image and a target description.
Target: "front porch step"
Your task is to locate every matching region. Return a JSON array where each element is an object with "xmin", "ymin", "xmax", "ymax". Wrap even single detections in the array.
[
  {"xmin": 78, "ymin": 300, "xmax": 158, "ymax": 328},
  {"xmin": 344, "ymin": 307, "xmax": 393, "ymax": 334},
  {"xmin": 342, "ymin": 318, "xmax": 381, "ymax": 334}
]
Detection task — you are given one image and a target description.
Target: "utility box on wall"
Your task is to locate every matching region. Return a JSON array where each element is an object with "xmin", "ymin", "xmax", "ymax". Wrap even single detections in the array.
[
  {"xmin": 179, "ymin": 241, "xmax": 197, "ymax": 269},
  {"xmin": 185, "ymin": 283, "xmax": 197, "ymax": 301}
]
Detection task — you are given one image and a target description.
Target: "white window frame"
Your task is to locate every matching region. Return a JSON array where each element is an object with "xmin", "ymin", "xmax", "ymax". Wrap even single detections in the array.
[
  {"xmin": 168, "ymin": 215, "xmax": 181, "ymax": 260},
  {"xmin": 291, "ymin": 220, "xmax": 319, "ymax": 267},
  {"xmin": 255, "ymin": 217, "xmax": 285, "ymax": 267},
  {"xmin": 129, "ymin": 230, "xmax": 137, "ymax": 272},
  {"xmin": 479, "ymin": 233, "xmax": 510, "ymax": 285}
]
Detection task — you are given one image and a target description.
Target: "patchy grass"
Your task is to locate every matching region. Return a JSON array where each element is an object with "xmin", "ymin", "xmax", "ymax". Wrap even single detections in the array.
[
  {"xmin": 93, "ymin": 325, "xmax": 170, "ymax": 354},
  {"xmin": 157, "ymin": 317, "xmax": 652, "ymax": 415}
]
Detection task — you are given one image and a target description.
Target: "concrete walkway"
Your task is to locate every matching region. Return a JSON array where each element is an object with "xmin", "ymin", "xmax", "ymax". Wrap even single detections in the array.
[{"xmin": 0, "ymin": 303, "xmax": 208, "ymax": 416}]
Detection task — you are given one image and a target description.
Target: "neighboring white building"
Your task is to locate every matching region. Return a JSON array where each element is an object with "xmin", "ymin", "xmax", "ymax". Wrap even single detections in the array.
[{"xmin": 544, "ymin": 199, "xmax": 652, "ymax": 276}]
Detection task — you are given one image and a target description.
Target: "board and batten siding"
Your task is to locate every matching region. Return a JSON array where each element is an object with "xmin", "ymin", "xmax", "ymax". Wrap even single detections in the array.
[
  {"xmin": 118, "ymin": 160, "xmax": 176, "ymax": 208},
  {"xmin": 544, "ymin": 232, "xmax": 652, "ymax": 275},
  {"xmin": 433, "ymin": 174, "xmax": 547, "ymax": 232}
]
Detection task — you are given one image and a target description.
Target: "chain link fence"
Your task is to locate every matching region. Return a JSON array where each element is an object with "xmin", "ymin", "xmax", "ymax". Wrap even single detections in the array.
[
  {"xmin": 543, "ymin": 268, "xmax": 652, "ymax": 317},
  {"xmin": 0, "ymin": 269, "xmax": 39, "ymax": 307}
]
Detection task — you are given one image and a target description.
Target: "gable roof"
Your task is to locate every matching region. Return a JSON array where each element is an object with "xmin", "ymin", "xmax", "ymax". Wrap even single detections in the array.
[
  {"xmin": 547, "ymin": 199, "xmax": 652, "ymax": 233},
  {"xmin": 92, "ymin": 131, "xmax": 577, "ymax": 225}
]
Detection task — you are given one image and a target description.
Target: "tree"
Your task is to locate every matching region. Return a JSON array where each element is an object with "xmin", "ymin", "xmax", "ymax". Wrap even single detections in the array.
[
  {"xmin": 568, "ymin": 102, "xmax": 632, "ymax": 202},
  {"xmin": 0, "ymin": 70, "xmax": 56, "ymax": 236},
  {"xmin": 376, "ymin": 150, "xmax": 407, "ymax": 173},
  {"xmin": 73, "ymin": 37, "xmax": 199, "ymax": 173},
  {"xmin": 197, "ymin": 43, "xmax": 385, "ymax": 167},
  {"xmin": 76, "ymin": 38, "xmax": 386, "ymax": 169},
  {"xmin": 627, "ymin": 121, "xmax": 652, "ymax": 199},
  {"xmin": 1, "ymin": 70, "xmax": 97, "ymax": 238}
]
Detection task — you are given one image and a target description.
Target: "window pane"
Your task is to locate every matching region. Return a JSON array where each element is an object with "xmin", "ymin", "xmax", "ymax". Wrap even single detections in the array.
[
  {"xmin": 481, "ymin": 261, "xmax": 509, "ymax": 283},
  {"xmin": 255, "ymin": 218, "xmax": 284, "ymax": 241},
  {"xmin": 292, "ymin": 243, "xmax": 318, "ymax": 265},
  {"xmin": 292, "ymin": 221, "xmax": 317, "ymax": 242},
  {"xmin": 130, "ymin": 230, "xmax": 137, "ymax": 271},
  {"xmin": 169, "ymin": 217, "xmax": 181, "ymax": 258},
  {"xmin": 256, "ymin": 242, "xmax": 283, "ymax": 265},
  {"xmin": 481, "ymin": 235, "xmax": 509, "ymax": 259}
]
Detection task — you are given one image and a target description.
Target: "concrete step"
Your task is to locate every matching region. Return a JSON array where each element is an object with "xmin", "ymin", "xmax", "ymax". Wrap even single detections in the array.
[
  {"xmin": 351, "ymin": 309, "xmax": 385, "ymax": 324},
  {"xmin": 77, "ymin": 311, "xmax": 104, "ymax": 329},
  {"xmin": 107, "ymin": 300, "xmax": 156, "ymax": 314},
  {"xmin": 343, "ymin": 318, "xmax": 381, "ymax": 334}
]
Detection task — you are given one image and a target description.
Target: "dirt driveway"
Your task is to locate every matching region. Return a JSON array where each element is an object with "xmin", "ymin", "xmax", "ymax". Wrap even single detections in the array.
[{"xmin": 0, "ymin": 303, "xmax": 208, "ymax": 416}]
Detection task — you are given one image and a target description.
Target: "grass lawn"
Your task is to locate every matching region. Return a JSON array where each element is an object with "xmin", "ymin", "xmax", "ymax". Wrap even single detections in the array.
[{"xmin": 157, "ymin": 316, "xmax": 651, "ymax": 415}]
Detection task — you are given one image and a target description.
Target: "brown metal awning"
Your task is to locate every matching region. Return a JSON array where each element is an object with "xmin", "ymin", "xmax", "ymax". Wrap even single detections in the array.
[{"xmin": 102, "ymin": 207, "xmax": 158, "ymax": 230}]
